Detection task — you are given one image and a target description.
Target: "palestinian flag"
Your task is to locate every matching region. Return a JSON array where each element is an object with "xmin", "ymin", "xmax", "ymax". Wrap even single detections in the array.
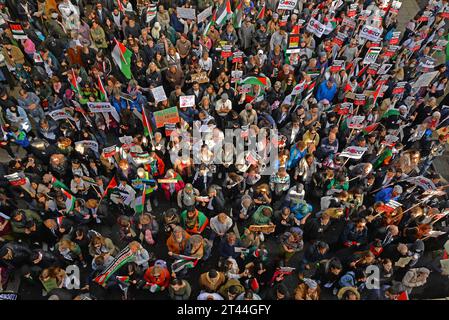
[
  {"xmin": 9, "ymin": 23, "xmax": 27, "ymax": 39},
  {"xmin": 171, "ymin": 254, "xmax": 200, "ymax": 273},
  {"xmin": 62, "ymin": 189, "xmax": 76, "ymax": 213},
  {"xmin": 51, "ymin": 176, "xmax": 71, "ymax": 193},
  {"xmin": 142, "ymin": 107, "xmax": 152, "ymax": 137},
  {"xmin": 239, "ymin": 76, "xmax": 269, "ymax": 86},
  {"xmin": 112, "ymin": 38, "xmax": 132, "ymax": 80},
  {"xmin": 117, "ymin": 0, "xmax": 124, "ymax": 11},
  {"xmin": 233, "ymin": 0, "xmax": 243, "ymax": 28},
  {"xmin": 362, "ymin": 123, "xmax": 379, "ymax": 135},
  {"xmin": 256, "ymin": 4, "xmax": 266, "ymax": 20},
  {"xmin": 97, "ymin": 75, "xmax": 108, "ymax": 101},
  {"xmin": 215, "ymin": 0, "xmax": 232, "ymax": 26},
  {"xmin": 94, "ymin": 246, "xmax": 135, "ymax": 286},
  {"xmin": 146, "ymin": 3, "xmax": 157, "ymax": 23},
  {"xmin": 70, "ymin": 69, "xmax": 79, "ymax": 93},
  {"xmin": 381, "ymin": 108, "xmax": 400, "ymax": 119},
  {"xmin": 303, "ymin": 80, "xmax": 317, "ymax": 102},
  {"xmin": 103, "ymin": 176, "xmax": 118, "ymax": 197},
  {"xmin": 203, "ymin": 10, "xmax": 216, "ymax": 35},
  {"xmin": 396, "ymin": 291, "xmax": 409, "ymax": 300},
  {"xmin": 134, "ymin": 184, "xmax": 147, "ymax": 215}
]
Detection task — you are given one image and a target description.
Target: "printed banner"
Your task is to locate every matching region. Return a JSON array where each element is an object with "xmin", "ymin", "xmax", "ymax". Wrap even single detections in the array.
[
  {"xmin": 87, "ymin": 102, "xmax": 120, "ymax": 122},
  {"xmin": 278, "ymin": 0, "xmax": 298, "ymax": 11},
  {"xmin": 306, "ymin": 18, "xmax": 326, "ymax": 38},
  {"xmin": 340, "ymin": 146, "xmax": 368, "ymax": 159},
  {"xmin": 348, "ymin": 116, "xmax": 366, "ymax": 129},
  {"xmin": 49, "ymin": 109, "xmax": 75, "ymax": 122},
  {"xmin": 360, "ymin": 25, "xmax": 383, "ymax": 42},
  {"xmin": 102, "ymin": 145, "xmax": 117, "ymax": 158},
  {"xmin": 363, "ymin": 47, "xmax": 382, "ymax": 64}
]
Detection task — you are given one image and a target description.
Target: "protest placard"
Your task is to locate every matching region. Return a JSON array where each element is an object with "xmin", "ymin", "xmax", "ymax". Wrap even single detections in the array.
[
  {"xmin": 433, "ymin": 39, "xmax": 448, "ymax": 51},
  {"xmin": 176, "ymin": 7, "xmax": 196, "ymax": 20},
  {"xmin": 330, "ymin": 60, "xmax": 345, "ymax": 73},
  {"xmin": 306, "ymin": 18, "xmax": 326, "ymax": 38},
  {"xmin": 221, "ymin": 44, "xmax": 233, "ymax": 58},
  {"xmin": 153, "ymin": 107, "xmax": 180, "ymax": 128},
  {"xmin": 378, "ymin": 64, "xmax": 393, "ymax": 75},
  {"xmin": 348, "ymin": 116, "xmax": 366, "ymax": 129},
  {"xmin": 392, "ymin": 81, "xmax": 407, "ymax": 94},
  {"xmin": 354, "ymin": 94, "xmax": 366, "ymax": 106},
  {"xmin": 231, "ymin": 70, "xmax": 243, "ymax": 83},
  {"xmin": 363, "ymin": 46, "xmax": 381, "ymax": 64},
  {"xmin": 340, "ymin": 146, "xmax": 368, "ymax": 159},
  {"xmin": 180, "ymin": 95, "xmax": 195, "ymax": 108},
  {"xmin": 102, "ymin": 145, "xmax": 117, "ymax": 158},
  {"xmin": 278, "ymin": 0, "xmax": 298, "ymax": 11},
  {"xmin": 164, "ymin": 123, "xmax": 177, "ymax": 136},
  {"xmin": 337, "ymin": 102, "xmax": 353, "ymax": 115},
  {"xmin": 49, "ymin": 109, "xmax": 75, "ymax": 122},
  {"xmin": 151, "ymin": 86, "xmax": 167, "ymax": 103},
  {"xmin": 75, "ymin": 140, "xmax": 99, "ymax": 153},
  {"xmin": 360, "ymin": 25, "xmax": 383, "ymax": 42},
  {"xmin": 197, "ymin": 6, "xmax": 212, "ymax": 22},
  {"xmin": 412, "ymin": 71, "xmax": 439, "ymax": 88}
]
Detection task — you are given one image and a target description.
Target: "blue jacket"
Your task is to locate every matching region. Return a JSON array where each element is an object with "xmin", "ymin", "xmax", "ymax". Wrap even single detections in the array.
[
  {"xmin": 374, "ymin": 187, "xmax": 395, "ymax": 203},
  {"xmin": 128, "ymin": 94, "xmax": 147, "ymax": 113},
  {"xmin": 316, "ymin": 81, "xmax": 337, "ymax": 102},
  {"xmin": 110, "ymin": 96, "xmax": 128, "ymax": 114}
]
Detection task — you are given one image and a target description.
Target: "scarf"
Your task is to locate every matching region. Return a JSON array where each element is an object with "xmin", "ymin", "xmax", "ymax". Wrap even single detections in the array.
[{"xmin": 94, "ymin": 246, "xmax": 135, "ymax": 286}]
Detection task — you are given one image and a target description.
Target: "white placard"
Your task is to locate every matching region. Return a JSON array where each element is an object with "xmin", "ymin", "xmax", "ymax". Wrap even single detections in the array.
[
  {"xmin": 180, "ymin": 95, "xmax": 195, "ymax": 108},
  {"xmin": 197, "ymin": 6, "xmax": 212, "ymax": 23},
  {"xmin": 75, "ymin": 140, "xmax": 99, "ymax": 153},
  {"xmin": 177, "ymin": 7, "xmax": 196, "ymax": 20},
  {"xmin": 340, "ymin": 146, "xmax": 367, "ymax": 159},
  {"xmin": 359, "ymin": 24, "xmax": 383, "ymax": 42},
  {"xmin": 278, "ymin": 0, "xmax": 298, "ymax": 10},
  {"xmin": 152, "ymin": 86, "xmax": 167, "ymax": 103},
  {"xmin": 412, "ymin": 71, "xmax": 439, "ymax": 88},
  {"xmin": 306, "ymin": 18, "xmax": 326, "ymax": 38}
]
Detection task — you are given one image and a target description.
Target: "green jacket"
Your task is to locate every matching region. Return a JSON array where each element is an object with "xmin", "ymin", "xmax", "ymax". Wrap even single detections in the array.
[
  {"xmin": 11, "ymin": 210, "xmax": 42, "ymax": 234},
  {"xmin": 218, "ymin": 279, "xmax": 245, "ymax": 299}
]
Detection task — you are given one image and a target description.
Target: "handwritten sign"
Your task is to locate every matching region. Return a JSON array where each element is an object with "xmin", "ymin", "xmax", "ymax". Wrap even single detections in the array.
[
  {"xmin": 180, "ymin": 95, "xmax": 195, "ymax": 108},
  {"xmin": 152, "ymin": 86, "xmax": 167, "ymax": 103},
  {"xmin": 176, "ymin": 7, "xmax": 196, "ymax": 20},
  {"xmin": 153, "ymin": 107, "xmax": 180, "ymax": 128}
]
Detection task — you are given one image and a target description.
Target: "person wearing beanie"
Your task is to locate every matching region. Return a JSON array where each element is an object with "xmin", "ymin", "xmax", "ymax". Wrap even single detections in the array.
[{"xmin": 294, "ymin": 278, "xmax": 320, "ymax": 300}]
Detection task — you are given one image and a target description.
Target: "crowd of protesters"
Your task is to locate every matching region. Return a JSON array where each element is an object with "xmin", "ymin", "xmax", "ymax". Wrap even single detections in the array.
[{"xmin": 0, "ymin": 0, "xmax": 449, "ymax": 301}]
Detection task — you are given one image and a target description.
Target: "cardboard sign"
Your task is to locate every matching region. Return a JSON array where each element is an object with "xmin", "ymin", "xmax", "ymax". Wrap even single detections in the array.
[
  {"xmin": 248, "ymin": 224, "xmax": 276, "ymax": 233},
  {"xmin": 153, "ymin": 107, "xmax": 180, "ymax": 128},
  {"xmin": 197, "ymin": 6, "xmax": 212, "ymax": 23},
  {"xmin": 412, "ymin": 71, "xmax": 439, "ymax": 89},
  {"xmin": 179, "ymin": 95, "xmax": 195, "ymax": 108},
  {"xmin": 75, "ymin": 140, "xmax": 99, "ymax": 153},
  {"xmin": 360, "ymin": 25, "xmax": 383, "ymax": 42},
  {"xmin": 417, "ymin": 56, "xmax": 436, "ymax": 73},
  {"xmin": 306, "ymin": 18, "xmax": 326, "ymax": 38},
  {"xmin": 49, "ymin": 109, "xmax": 75, "ymax": 122},
  {"xmin": 340, "ymin": 146, "xmax": 368, "ymax": 159},
  {"xmin": 102, "ymin": 145, "xmax": 117, "ymax": 158},
  {"xmin": 407, "ymin": 176, "xmax": 436, "ymax": 191},
  {"xmin": 190, "ymin": 72, "xmax": 209, "ymax": 84},
  {"xmin": 363, "ymin": 47, "xmax": 382, "ymax": 64},
  {"xmin": 348, "ymin": 115, "xmax": 366, "ymax": 129},
  {"xmin": 151, "ymin": 86, "xmax": 167, "ymax": 103},
  {"xmin": 278, "ymin": 0, "xmax": 298, "ymax": 11},
  {"xmin": 354, "ymin": 94, "xmax": 366, "ymax": 106},
  {"xmin": 176, "ymin": 7, "xmax": 196, "ymax": 20}
]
